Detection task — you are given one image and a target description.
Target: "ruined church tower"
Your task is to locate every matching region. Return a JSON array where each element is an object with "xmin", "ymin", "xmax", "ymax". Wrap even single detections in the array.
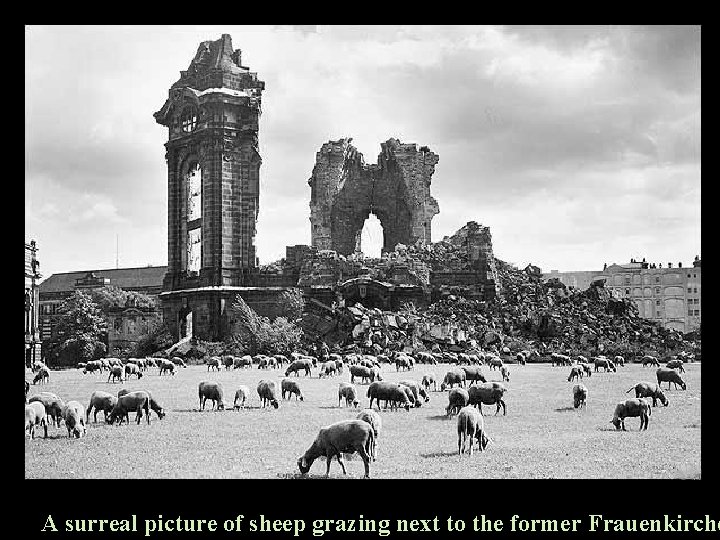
[{"xmin": 154, "ymin": 34, "xmax": 265, "ymax": 340}]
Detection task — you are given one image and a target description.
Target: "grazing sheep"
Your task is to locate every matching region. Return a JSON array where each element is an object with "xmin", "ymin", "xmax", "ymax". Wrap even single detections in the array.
[
  {"xmin": 578, "ymin": 362, "xmax": 592, "ymax": 377},
  {"xmin": 338, "ymin": 382, "xmax": 359, "ymax": 408},
  {"xmin": 461, "ymin": 366, "xmax": 487, "ymax": 386},
  {"xmin": 611, "ymin": 398, "xmax": 651, "ymax": 431},
  {"xmin": 500, "ymin": 365, "xmax": 510, "ymax": 382},
  {"xmin": 398, "ymin": 379, "xmax": 429, "ymax": 406},
  {"xmin": 319, "ymin": 360, "xmax": 337, "ymax": 378},
  {"xmin": 233, "ymin": 385, "xmax": 251, "ymax": 410},
  {"xmin": 594, "ymin": 357, "xmax": 616, "ymax": 372},
  {"xmin": 63, "ymin": 400, "xmax": 86, "ymax": 438},
  {"xmin": 281, "ymin": 379, "xmax": 304, "ymax": 401},
  {"xmin": 457, "ymin": 405, "xmax": 490, "ymax": 455},
  {"xmin": 258, "ymin": 356, "xmax": 278, "ymax": 369},
  {"xmin": 396, "ymin": 385, "xmax": 417, "ymax": 409},
  {"xmin": 567, "ymin": 366, "xmax": 583, "ymax": 382},
  {"xmin": 486, "ymin": 356, "xmax": 504, "ymax": 370},
  {"xmin": 297, "ymin": 419, "xmax": 374, "ymax": 478},
  {"xmin": 666, "ymin": 359, "xmax": 686, "ymax": 373},
  {"xmin": 395, "ymin": 354, "xmax": 413, "ymax": 372},
  {"xmin": 371, "ymin": 366, "xmax": 383, "ymax": 382},
  {"xmin": 25, "ymin": 402, "xmax": 48, "ymax": 439},
  {"xmin": 440, "ymin": 368, "xmax": 467, "ymax": 391},
  {"xmin": 356, "ymin": 409, "xmax": 382, "ymax": 461},
  {"xmin": 107, "ymin": 366, "xmax": 124, "ymax": 383},
  {"xmin": 642, "ymin": 355, "xmax": 660, "ymax": 367},
  {"xmin": 285, "ymin": 359, "xmax": 312, "ymax": 377},
  {"xmin": 234, "ymin": 355, "xmax": 253, "ymax": 369},
  {"xmin": 366, "ymin": 382, "xmax": 411, "ymax": 411},
  {"xmin": 171, "ymin": 356, "xmax": 187, "ymax": 368},
  {"xmin": 626, "ymin": 382, "xmax": 668, "ymax": 407},
  {"xmin": 656, "ymin": 368, "xmax": 687, "ymax": 390},
  {"xmin": 614, "ymin": 355, "xmax": 625, "ymax": 367},
  {"xmin": 82, "ymin": 360, "xmax": 103, "ymax": 374},
  {"xmin": 32, "ymin": 367, "xmax": 49, "ymax": 385},
  {"xmin": 222, "ymin": 356, "xmax": 234, "ymax": 370},
  {"xmin": 109, "ymin": 391, "xmax": 152, "ymax": 425},
  {"xmin": 158, "ymin": 360, "xmax": 177, "ymax": 376},
  {"xmin": 28, "ymin": 392, "xmax": 65, "ymax": 427},
  {"xmin": 86, "ymin": 391, "xmax": 117, "ymax": 423},
  {"xmin": 421, "ymin": 373, "xmax": 437, "ymax": 392},
  {"xmin": 257, "ymin": 380, "xmax": 279, "ymax": 409},
  {"xmin": 515, "ymin": 351, "xmax": 527, "ymax": 365},
  {"xmin": 124, "ymin": 363, "xmax": 143, "ymax": 380},
  {"xmin": 116, "ymin": 389, "xmax": 165, "ymax": 419},
  {"xmin": 467, "ymin": 383, "xmax": 507, "ymax": 416},
  {"xmin": 274, "ymin": 354, "xmax": 289, "ymax": 366},
  {"xmin": 198, "ymin": 381, "xmax": 225, "ymax": 411},
  {"xmin": 206, "ymin": 356, "xmax": 222, "ymax": 372},
  {"xmin": 349, "ymin": 364, "xmax": 375, "ymax": 384},
  {"xmin": 414, "ymin": 351, "xmax": 435, "ymax": 365},
  {"xmin": 446, "ymin": 388, "xmax": 470, "ymax": 416},
  {"xmin": 573, "ymin": 384, "xmax": 588, "ymax": 409}
]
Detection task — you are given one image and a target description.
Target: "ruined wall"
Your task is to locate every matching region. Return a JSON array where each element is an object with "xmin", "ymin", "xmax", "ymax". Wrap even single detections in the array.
[{"xmin": 308, "ymin": 138, "xmax": 439, "ymax": 256}]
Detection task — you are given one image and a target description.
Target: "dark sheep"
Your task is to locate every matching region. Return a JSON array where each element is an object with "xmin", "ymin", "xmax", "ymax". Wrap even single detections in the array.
[
  {"xmin": 573, "ymin": 384, "xmax": 588, "ymax": 409},
  {"xmin": 656, "ymin": 368, "xmax": 686, "ymax": 390},
  {"xmin": 338, "ymin": 382, "xmax": 359, "ymax": 408},
  {"xmin": 366, "ymin": 382, "xmax": 411, "ymax": 411},
  {"xmin": 440, "ymin": 368, "xmax": 466, "ymax": 391},
  {"xmin": 32, "ymin": 367, "xmax": 49, "ymax": 385},
  {"xmin": 86, "ymin": 390, "xmax": 117, "ymax": 423},
  {"xmin": 222, "ymin": 356, "xmax": 234, "ymax": 370},
  {"xmin": 234, "ymin": 355, "xmax": 253, "ymax": 369},
  {"xmin": 28, "ymin": 392, "xmax": 65, "ymax": 427},
  {"xmin": 206, "ymin": 356, "xmax": 222, "ymax": 372},
  {"xmin": 486, "ymin": 356, "xmax": 504, "ymax": 370},
  {"xmin": 461, "ymin": 366, "xmax": 487, "ymax": 385},
  {"xmin": 642, "ymin": 355, "xmax": 660, "ymax": 367},
  {"xmin": 320, "ymin": 360, "xmax": 337, "ymax": 378},
  {"xmin": 281, "ymin": 379, "xmax": 304, "ymax": 401},
  {"xmin": 578, "ymin": 362, "xmax": 593, "ymax": 377},
  {"xmin": 446, "ymin": 388, "xmax": 470, "ymax": 416},
  {"xmin": 285, "ymin": 359, "xmax": 312, "ymax": 377},
  {"xmin": 257, "ymin": 380, "xmax": 280, "ymax": 409},
  {"xmin": 233, "ymin": 385, "xmax": 250, "ymax": 409},
  {"xmin": 567, "ymin": 366, "xmax": 583, "ymax": 382},
  {"xmin": 159, "ymin": 360, "xmax": 177, "ymax": 376},
  {"xmin": 500, "ymin": 365, "xmax": 510, "ymax": 382},
  {"xmin": 467, "ymin": 383, "xmax": 507, "ymax": 416},
  {"xmin": 626, "ymin": 382, "xmax": 668, "ymax": 407},
  {"xmin": 349, "ymin": 364, "xmax": 375, "ymax": 384},
  {"xmin": 109, "ymin": 391, "xmax": 151, "ymax": 425},
  {"xmin": 614, "ymin": 355, "xmax": 625, "ymax": 367},
  {"xmin": 117, "ymin": 389, "xmax": 165, "ymax": 419},
  {"xmin": 123, "ymin": 363, "xmax": 143, "ymax": 380},
  {"xmin": 297, "ymin": 419, "xmax": 374, "ymax": 478},
  {"xmin": 107, "ymin": 366, "xmax": 125, "ymax": 383},
  {"xmin": 198, "ymin": 381, "xmax": 225, "ymax": 411},
  {"xmin": 421, "ymin": 373, "xmax": 437, "ymax": 392},
  {"xmin": 171, "ymin": 356, "xmax": 187, "ymax": 368},
  {"xmin": 593, "ymin": 357, "xmax": 616, "ymax": 372},
  {"xmin": 457, "ymin": 405, "xmax": 490, "ymax": 455},
  {"xmin": 611, "ymin": 398, "xmax": 651, "ymax": 431},
  {"xmin": 666, "ymin": 359, "xmax": 686, "ymax": 373},
  {"xmin": 398, "ymin": 379, "xmax": 429, "ymax": 407}
]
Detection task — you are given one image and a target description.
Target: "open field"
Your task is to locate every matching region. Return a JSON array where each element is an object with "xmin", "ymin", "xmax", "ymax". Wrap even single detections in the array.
[{"xmin": 25, "ymin": 361, "xmax": 700, "ymax": 479}]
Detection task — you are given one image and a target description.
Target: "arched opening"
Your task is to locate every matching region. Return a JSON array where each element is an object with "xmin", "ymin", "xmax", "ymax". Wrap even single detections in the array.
[
  {"xmin": 359, "ymin": 214, "xmax": 384, "ymax": 259},
  {"xmin": 178, "ymin": 306, "xmax": 193, "ymax": 340}
]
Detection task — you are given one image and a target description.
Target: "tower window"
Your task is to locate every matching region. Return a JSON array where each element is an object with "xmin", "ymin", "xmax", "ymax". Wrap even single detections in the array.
[{"xmin": 181, "ymin": 106, "xmax": 198, "ymax": 132}]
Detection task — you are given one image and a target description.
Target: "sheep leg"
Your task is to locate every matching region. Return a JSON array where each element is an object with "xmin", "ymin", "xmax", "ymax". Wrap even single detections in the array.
[
  {"xmin": 325, "ymin": 455, "xmax": 332, "ymax": 477},
  {"xmin": 336, "ymin": 455, "xmax": 347, "ymax": 475}
]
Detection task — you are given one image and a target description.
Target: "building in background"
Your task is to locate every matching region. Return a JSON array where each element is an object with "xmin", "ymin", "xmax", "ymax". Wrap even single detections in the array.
[
  {"xmin": 38, "ymin": 266, "xmax": 166, "ymax": 357},
  {"xmin": 25, "ymin": 241, "xmax": 41, "ymax": 365},
  {"xmin": 543, "ymin": 257, "xmax": 701, "ymax": 334}
]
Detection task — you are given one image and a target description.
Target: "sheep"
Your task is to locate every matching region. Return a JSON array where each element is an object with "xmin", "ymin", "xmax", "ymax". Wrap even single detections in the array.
[
  {"xmin": 171, "ymin": 356, "xmax": 187, "ymax": 368},
  {"xmin": 107, "ymin": 365, "xmax": 124, "ymax": 383},
  {"xmin": 123, "ymin": 363, "xmax": 143, "ymax": 380},
  {"xmin": 371, "ymin": 366, "xmax": 383, "ymax": 382},
  {"xmin": 158, "ymin": 359, "xmax": 177, "ymax": 376},
  {"xmin": 257, "ymin": 380, "xmax": 280, "ymax": 409},
  {"xmin": 461, "ymin": 366, "xmax": 486, "ymax": 386},
  {"xmin": 258, "ymin": 356, "xmax": 278, "ymax": 369},
  {"xmin": 642, "ymin": 355, "xmax": 660, "ymax": 367},
  {"xmin": 82, "ymin": 360, "xmax": 103, "ymax": 374},
  {"xmin": 32, "ymin": 367, "xmax": 49, "ymax": 385},
  {"xmin": 440, "ymin": 368, "xmax": 466, "ymax": 391},
  {"xmin": 63, "ymin": 400, "xmax": 86, "ymax": 438},
  {"xmin": 486, "ymin": 356, "xmax": 504, "ymax": 370},
  {"xmin": 551, "ymin": 353, "xmax": 573, "ymax": 367},
  {"xmin": 500, "ymin": 365, "xmax": 511, "ymax": 382},
  {"xmin": 626, "ymin": 382, "xmax": 668, "ymax": 407},
  {"xmin": 366, "ymin": 382, "xmax": 411, "ymax": 411},
  {"xmin": 25, "ymin": 380, "xmax": 30, "ymax": 398},
  {"xmin": 594, "ymin": 357, "xmax": 616, "ymax": 372},
  {"xmin": 297, "ymin": 419, "xmax": 374, "ymax": 478},
  {"xmin": 666, "ymin": 359, "xmax": 686, "ymax": 373},
  {"xmin": 398, "ymin": 379, "xmax": 429, "ymax": 407},
  {"xmin": 349, "ymin": 364, "xmax": 375, "ymax": 384},
  {"xmin": 446, "ymin": 388, "xmax": 470, "ymax": 416},
  {"xmin": 338, "ymin": 382, "xmax": 359, "ymax": 408},
  {"xmin": 515, "ymin": 351, "xmax": 527, "ymax": 365},
  {"xmin": 233, "ymin": 385, "xmax": 251, "ymax": 410},
  {"xmin": 86, "ymin": 391, "xmax": 117, "ymax": 423},
  {"xmin": 356, "ymin": 409, "xmax": 382, "ymax": 461},
  {"xmin": 285, "ymin": 359, "xmax": 312, "ymax": 377},
  {"xmin": 25, "ymin": 401, "xmax": 48, "ymax": 439},
  {"xmin": 457, "ymin": 405, "xmax": 490, "ymax": 455},
  {"xmin": 234, "ymin": 355, "xmax": 253, "ymax": 369},
  {"xmin": 578, "ymin": 362, "xmax": 593, "ymax": 377},
  {"xmin": 281, "ymin": 379, "xmax": 304, "ymax": 401},
  {"xmin": 394, "ymin": 354, "xmax": 413, "ymax": 372},
  {"xmin": 611, "ymin": 398, "xmax": 651, "ymax": 431},
  {"xmin": 222, "ymin": 356, "xmax": 234, "ymax": 370},
  {"xmin": 28, "ymin": 392, "xmax": 65, "ymax": 427},
  {"xmin": 274, "ymin": 354, "xmax": 289, "ymax": 366},
  {"xmin": 422, "ymin": 373, "xmax": 437, "ymax": 392},
  {"xmin": 614, "ymin": 355, "xmax": 625, "ymax": 367},
  {"xmin": 108, "ymin": 391, "xmax": 152, "ymax": 425},
  {"xmin": 395, "ymin": 385, "xmax": 417, "ymax": 410},
  {"xmin": 198, "ymin": 381, "xmax": 225, "ymax": 411},
  {"xmin": 206, "ymin": 356, "xmax": 222, "ymax": 372},
  {"xmin": 414, "ymin": 351, "xmax": 435, "ymax": 365},
  {"xmin": 573, "ymin": 384, "xmax": 588, "ymax": 409},
  {"xmin": 319, "ymin": 360, "xmax": 337, "ymax": 378},
  {"xmin": 467, "ymin": 383, "xmax": 507, "ymax": 416},
  {"xmin": 656, "ymin": 367, "xmax": 687, "ymax": 390},
  {"xmin": 116, "ymin": 389, "xmax": 165, "ymax": 419},
  {"xmin": 567, "ymin": 366, "xmax": 583, "ymax": 382}
]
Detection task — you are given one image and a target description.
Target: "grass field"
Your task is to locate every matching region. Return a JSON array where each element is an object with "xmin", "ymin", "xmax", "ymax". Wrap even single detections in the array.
[{"xmin": 25, "ymin": 361, "xmax": 701, "ymax": 479}]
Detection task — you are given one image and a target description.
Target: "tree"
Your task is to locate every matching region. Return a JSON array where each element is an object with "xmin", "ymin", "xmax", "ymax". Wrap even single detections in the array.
[
  {"xmin": 276, "ymin": 288, "xmax": 305, "ymax": 322},
  {"xmin": 92, "ymin": 285, "xmax": 155, "ymax": 312},
  {"xmin": 44, "ymin": 290, "xmax": 107, "ymax": 366},
  {"xmin": 132, "ymin": 321, "xmax": 175, "ymax": 357},
  {"xmin": 230, "ymin": 294, "xmax": 302, "ymax": 355}
]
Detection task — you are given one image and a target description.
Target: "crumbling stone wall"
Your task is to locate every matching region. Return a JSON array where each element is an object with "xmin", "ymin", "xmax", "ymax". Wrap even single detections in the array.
[{"xmin": 308, "ymin": 138, "xmax": 440, "ymax": 256}]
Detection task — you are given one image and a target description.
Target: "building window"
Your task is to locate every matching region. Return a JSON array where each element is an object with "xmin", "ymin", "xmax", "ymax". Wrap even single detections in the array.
[
  {"xmin": 625, "ymin": 288, "xmax": 630, "ymax": 295},
  {"xmin": 694, "ymin": 287, "xmax": 698, "ymax": 293},
  {"xmin": 688, "ymin": 308, "xmax": 693, "ymax": 316},
  {"xmin": 624, "ymin": 277, "xmax": 631, "ymax": 285},
  {"xmin": 687, "ymin": 274, "xmax": 691, "ymax": 278},
  {"xmin": 181, "ymin": 106, "xmax": 198, "ymax": 132},
  {"xmin": 687, "ymin": 287, "xmax": 692, "ymax": 293},
  {"xmin": 655, "ymin": 287, "xmax": 660, "ymax": 295},
  {"xmin": 655, "ymin": 277, "xmax": 660, "ymax": 283},
  {"xmin": 693, "ymin": 274, "xmax": 697, "ymax": 278},
  {"xmin": 656, "ymin": 300, "xmax": 660, "ymax": 306}
]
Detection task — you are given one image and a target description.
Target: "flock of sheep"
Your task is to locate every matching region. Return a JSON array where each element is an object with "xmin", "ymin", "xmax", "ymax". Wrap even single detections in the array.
[{"xmin": 25, "ymin": 348, "xmax": 691, "ymax": 478}]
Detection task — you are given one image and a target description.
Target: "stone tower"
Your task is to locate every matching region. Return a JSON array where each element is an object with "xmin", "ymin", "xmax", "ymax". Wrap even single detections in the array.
[{"xmin": 154, "ymin": 34, "xmax": 265, "ymax": 340}]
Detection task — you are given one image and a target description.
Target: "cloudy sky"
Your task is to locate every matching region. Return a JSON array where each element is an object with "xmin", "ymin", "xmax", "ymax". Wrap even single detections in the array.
[{"xmin": 25, "ymin": 25, "xmax": 700, "ymax": 280}]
